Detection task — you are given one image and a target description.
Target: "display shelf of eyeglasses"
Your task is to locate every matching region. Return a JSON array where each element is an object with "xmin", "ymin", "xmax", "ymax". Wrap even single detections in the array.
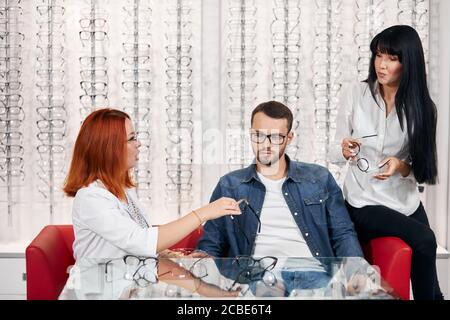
[
  {"xmin": 122, "ymin": 96, "xmax": 152, "ymax": 198},
  {"xmin": 226, "ymin": 66, "xmax": 258, "ymax": 98},
  {"xmin": 311, "ymin": 3, "xmax": 340, "ymax": 164},
  {"xmin": 0, "ymin": 63, "xmax": 24, "ymax": 95},
  {"xmin": 369, "ymin": 0, "xmax": 385, "ymax": 36},
  {"xmin": 397, "ymin": 0, "xmax": 428, "ymax": 26},
  {"xmin": 0, "ymin": 168, "xmax": 26, "ymax": 209},
  {"xmin": 164, "ymin": 137, "xmax": 194, "ymax": 162},
  {"xmin": 163, "ymin": 0, "xmax": 195, "ymax": 209},
  {"xmin": 226, "ymin": 0, "xmax": 258, "ymax": 76},
  {"xmin": 354, "ymin": 3, "xmax": 379, "ymax": 78},
  {"xmin": 35, "ymin": 147, "xmax": 67, "ymax": 185},
  {"xmin": 0, "ymin": 167, "xmax": 25, "ymax": 187},
  {"xmin": 397, "ymin": 0, "xmax": 429, "ymax": 57},
  {"xmin": 225, "ymin": 113, "xmax": 255, "ymax": 163},
  {"xmin": 271, "ymin": 4, "xmax": 301, "ymax": 76},
  {"xmin": 78, "ymin": 1, "xmax": 110, "ymax": 116},
  {"xmin": 0, "ymin": 3, "xmax": 25, "ymax": 219},
  {"xmin": 164, "ymin": 166, "xmax": 195, "ymax": 205},
  {"xmin": 226, "ymin": 0, "xmax": 258, "ymax": 168},
  {"xmin": 121, "ymin": 0, "xmax": 153, "ymax": 200},
  {"xmin": 0, "ymin": 108, "xmax": 24, "ymax": 122},
  {"xmin": 412, "ymin": 1, "xmax": 429, "ymax": 35}
]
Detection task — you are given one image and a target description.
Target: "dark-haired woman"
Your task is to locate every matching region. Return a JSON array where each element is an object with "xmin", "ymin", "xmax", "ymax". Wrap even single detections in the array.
[{"xmin": 330, "ymin": 25, "xmax": 443, "ymax": 300}]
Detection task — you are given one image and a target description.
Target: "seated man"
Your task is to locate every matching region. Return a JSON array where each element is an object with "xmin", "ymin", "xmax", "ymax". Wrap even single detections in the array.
[{"xmin": 196, "ymin": 101, "xmax": 364, "ymax": 296}]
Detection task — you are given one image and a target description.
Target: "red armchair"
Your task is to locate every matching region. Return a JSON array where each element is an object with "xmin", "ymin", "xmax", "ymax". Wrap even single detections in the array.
[
  {"xmin": 363, "ymin": 236, "xmax": 412, "ymax": 300},
  {"xmin": 25, "ymin": 225, "xmax": 204, "ymax": 300},
  {"xmin": 26, "ymin": 225, "xmax": 411, "ymax": 300},
  {"xmin": 170, "ymin": 228, "xmax": 204, "ymax": 250},
  {"xmin": 25, "ymin": 225, "xmax": 75, "ymax": 300}
]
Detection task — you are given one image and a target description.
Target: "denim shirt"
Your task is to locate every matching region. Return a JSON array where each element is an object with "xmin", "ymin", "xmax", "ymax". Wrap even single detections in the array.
[{"xmin": 197, "ymin": 156, "xmax": 363, "ymax": 259}]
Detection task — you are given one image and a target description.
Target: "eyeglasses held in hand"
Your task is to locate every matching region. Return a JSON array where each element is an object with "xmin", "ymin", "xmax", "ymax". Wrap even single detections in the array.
[
  {"xmin": 349, "ymin": 134, "xmax": 387, "ymax": 173},
  {"xmin": 227, "ymin": 199, "xmax": 262, "ymax": 245}
]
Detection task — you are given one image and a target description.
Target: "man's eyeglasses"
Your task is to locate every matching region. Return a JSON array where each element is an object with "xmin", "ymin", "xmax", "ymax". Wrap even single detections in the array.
[
  {"xmin": 230, "ymin": 199, "xmax": 261, "ymax": 245},
  {"xmin": 250, "ymin": 131, "xmax": 288, "ymax": 145}
]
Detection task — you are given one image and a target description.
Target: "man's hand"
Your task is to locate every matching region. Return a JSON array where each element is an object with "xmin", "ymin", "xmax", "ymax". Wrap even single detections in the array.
[{"xmin": 346, "ymin": 273, "xmax": 368, "ymax": 295}]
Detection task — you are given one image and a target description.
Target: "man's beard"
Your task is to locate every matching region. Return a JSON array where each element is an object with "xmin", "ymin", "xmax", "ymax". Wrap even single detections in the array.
[{"xmin": 256, "ymin": 146, "xmax": 285, "ymax": 167}]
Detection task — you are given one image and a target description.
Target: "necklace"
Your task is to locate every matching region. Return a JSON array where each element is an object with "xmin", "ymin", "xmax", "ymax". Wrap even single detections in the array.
[{"xmin": 126, "ymin": 192, "xmax": 149, "ymax": 229}]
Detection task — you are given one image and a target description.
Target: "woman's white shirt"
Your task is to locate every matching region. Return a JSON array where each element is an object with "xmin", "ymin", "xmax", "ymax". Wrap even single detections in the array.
[
  {"xmin": 72, "ymin": 181, "xmax": 158, "ymax": 260},
  {"xmin": 329, "ymin": 81, "xmax": 420, "ymax": 216}
]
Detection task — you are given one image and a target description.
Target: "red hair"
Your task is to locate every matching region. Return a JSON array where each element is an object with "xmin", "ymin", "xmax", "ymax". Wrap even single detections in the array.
[{"xmin": 63, "ymin": 108, "xmax": 135, "ymax": 200}]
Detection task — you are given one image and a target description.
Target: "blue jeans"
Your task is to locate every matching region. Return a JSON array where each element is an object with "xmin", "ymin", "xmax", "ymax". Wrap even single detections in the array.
[
  {"xmin": 281, "ymin": 271, "xmax": 331, "ymax": 294},
  {"xmin": 249, "ymin": 271, "xmax": 331, "ymax": 297}
]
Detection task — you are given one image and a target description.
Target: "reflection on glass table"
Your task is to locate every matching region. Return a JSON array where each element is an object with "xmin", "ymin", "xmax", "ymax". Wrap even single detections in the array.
[{"xmin": 59, "ymin": 256, "xmax": 399, "ymax": 300}]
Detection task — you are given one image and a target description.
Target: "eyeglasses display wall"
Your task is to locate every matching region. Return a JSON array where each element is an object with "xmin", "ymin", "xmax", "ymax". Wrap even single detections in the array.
[
  {"xmin": 311, "ymin": 0, "xmax": 343, "ymax": 180},
  {"xmin": 225, "ymin": 0, "xmax": 258, "ymax": 170},
  {"xmin": 398, "ymin": 0, "xmax": 429, "ymax": 61},
  {"xmin": 164, "ymin": 0, "xmax": 195, "ymax": 216},
  {"xmin": 0, "ymin": 0, "xmax": 25, "ymax": 226},
  {"xmin": 35, "ymin": 0, "xmax": 67, "ymax": 223},
  {"xmin": 271, "ymin": 0, "xmax": 302, "ymax": 160},
  {"xmin": 0, "ymin": 0, "xmax": 435, "ymax": 242},
  {"xmin": 354, "ymin": 0, "xmax": 385, "ymax": 81},
  {"xmin": 79, "ymin": 0, "xmax": 109, "ymax": 119},
  {"xmin": 121, "ymin": 0, "xmax": 152, "ymax": 202}
]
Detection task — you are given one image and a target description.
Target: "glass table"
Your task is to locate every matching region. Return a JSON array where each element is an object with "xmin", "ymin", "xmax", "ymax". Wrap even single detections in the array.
[{"xmin": 59, "ymin": 255, "xmax": 399, "ymax": 300}]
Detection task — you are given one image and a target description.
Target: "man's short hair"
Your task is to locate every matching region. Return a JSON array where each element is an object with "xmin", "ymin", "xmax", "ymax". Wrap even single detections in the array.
[{"xmin": 251, "ymin": 101, "xmax": 294, "ymax": 132}]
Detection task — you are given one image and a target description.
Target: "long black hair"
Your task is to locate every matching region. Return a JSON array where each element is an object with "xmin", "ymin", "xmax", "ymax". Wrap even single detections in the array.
[{"xmin": 366, "ymin": 25, "xmax": 437, "ymax": 184}]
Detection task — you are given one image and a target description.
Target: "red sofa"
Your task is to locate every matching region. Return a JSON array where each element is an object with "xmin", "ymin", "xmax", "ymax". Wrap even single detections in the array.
[{"xmin": 25, "ymin": 225, "xmax": 411, "ymax": 300}]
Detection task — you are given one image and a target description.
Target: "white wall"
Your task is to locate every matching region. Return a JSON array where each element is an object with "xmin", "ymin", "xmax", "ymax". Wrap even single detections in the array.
[{"xmin": 426, "ymin": 0, "xmax": 450, "ymax": 250}]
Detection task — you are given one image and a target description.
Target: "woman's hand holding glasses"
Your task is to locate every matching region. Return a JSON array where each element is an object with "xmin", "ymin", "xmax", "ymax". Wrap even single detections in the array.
[
  {"xmin": 196, "ymin": 197, "xmax": 241, "ymax": 222},
  {"xmin": 342, "ymin": 134, "xmax": 378, "ymax": 161},
  {"xmin": 342, "ymin": 135, "xmax": 410, "ymax": 180},
  {"xmin": 341, "ymin": 137, "xmax": 361, "ymax": 161}
]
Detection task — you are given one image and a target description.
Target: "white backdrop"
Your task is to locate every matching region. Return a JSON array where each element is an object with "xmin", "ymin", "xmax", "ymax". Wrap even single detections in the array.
[
  {"xmin": 426, "ymin": 0, "xmax": 450, "ymax": 251},
  {"xmin": 0, "ymin": 0, "xmax": 448, "ymax": 251}
]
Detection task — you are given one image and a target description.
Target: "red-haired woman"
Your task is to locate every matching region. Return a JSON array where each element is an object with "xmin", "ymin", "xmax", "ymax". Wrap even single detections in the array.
[{"xmin": 63, "ymin": 108, "xmax": 241, "ymax": 260}]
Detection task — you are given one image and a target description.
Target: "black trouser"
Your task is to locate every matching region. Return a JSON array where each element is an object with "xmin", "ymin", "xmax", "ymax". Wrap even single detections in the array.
[{"xmin": 345, "ymin": 201, "xmax": 444, "ymax": 300}]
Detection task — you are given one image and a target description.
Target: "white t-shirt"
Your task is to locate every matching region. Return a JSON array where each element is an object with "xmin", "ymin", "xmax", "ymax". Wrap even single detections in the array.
[{"xmin": 253, "ymin": 172, "xmax": 324, "ymax": 272}]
